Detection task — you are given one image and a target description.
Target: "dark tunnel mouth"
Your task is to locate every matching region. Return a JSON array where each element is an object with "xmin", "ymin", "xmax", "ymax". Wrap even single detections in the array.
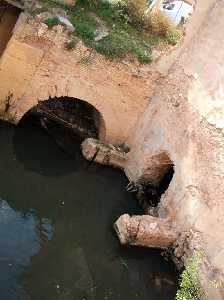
[
  {"xmin": 16, "ymin": 96, "xmax": 106, "ymax": 161},
  {"xmin": 131, "ymin": 154, "xmax": 175, "ymax": 214},
  {"xmin": 158, "ymin": 164, "xmax": 174, "ymax": 197},
  {"xmin": 13, "ymin": 97, "xmax": 106, "ymax": 176},
  {"xmin": 18, "ymin": 96, "xmax": 105, "ymax": 142}
]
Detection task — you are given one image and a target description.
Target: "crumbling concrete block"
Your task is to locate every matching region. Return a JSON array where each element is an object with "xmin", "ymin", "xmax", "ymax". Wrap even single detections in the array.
[{"xmin": 114, "ymin": 214, "xmax": 177, "ymax": 249}]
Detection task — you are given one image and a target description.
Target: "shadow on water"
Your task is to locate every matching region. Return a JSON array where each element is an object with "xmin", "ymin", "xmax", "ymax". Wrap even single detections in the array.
[
  {"xmin": 13, "ymin": 115, "xmax": 84, "ymax": 177},
  {"xmin": 0, "ymin": 120, "xmax": 178, "ymax": 300}
]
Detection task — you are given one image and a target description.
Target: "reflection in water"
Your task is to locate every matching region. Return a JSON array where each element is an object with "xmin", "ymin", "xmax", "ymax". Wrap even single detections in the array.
[
  {"xmin": 0, "ymin": 199, "xmax": 52, "ymax": 300},
  {"xmin": 0, "ymin": 120, "xmax": 178, "ymax": 300}
]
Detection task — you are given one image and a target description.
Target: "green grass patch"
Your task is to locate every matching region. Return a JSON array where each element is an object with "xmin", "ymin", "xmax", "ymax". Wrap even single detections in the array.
[
  {"xmin": 176, "ymin": 251, "xmax": 205, "ymax": 300},
  {"xmin": 66, "ymin": 0, "xmax": 153, "ymax": 62},
  {"xmin": 66, "ymin": 5, "xmax": 97, "ymax": 46},
  {"xmin": 166, "ymin": 30, "xmax": 181, "ymax": 46},
  {"xmin": 38, "ymin": 0, "xmax": 178, "ymax": 63},
  {"xmin": 94, "ymin": 29, "xmax": 151, "ymax": 62},
  {"xmin": 44, "ymin": 16, "xmax": 61, "ymax": 28}
]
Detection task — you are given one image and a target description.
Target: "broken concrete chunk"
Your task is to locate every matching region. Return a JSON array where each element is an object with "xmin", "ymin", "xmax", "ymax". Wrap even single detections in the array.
[
  {"xmin": 114, "ymin": 214, "xmax": 177, "ymax": 249},
  {"xmin": 81, "ymin": 138, "xmax": 127, "ymax": 169}
]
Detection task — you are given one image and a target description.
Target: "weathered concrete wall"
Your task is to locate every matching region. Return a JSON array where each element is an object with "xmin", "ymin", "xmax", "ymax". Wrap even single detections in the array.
[
  {"xmin": 0, "ymin": 2, "xmax": 20, "ymax": 56},
  {"xmin": 156, "ymin": 0, "xmax": 216, "ymax": 74},
  {"xmin": 0, "ymin": 14, "xmax": 159, "ymax": 144},
  {"xmin": 125, "ymin": 0, "xmax": 224, "ymax": 297}
]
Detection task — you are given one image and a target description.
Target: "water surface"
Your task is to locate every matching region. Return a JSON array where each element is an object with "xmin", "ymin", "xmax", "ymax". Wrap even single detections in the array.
[{"xmin": 0, "ymin": 119, "xmax": 178, "ymax": 300}]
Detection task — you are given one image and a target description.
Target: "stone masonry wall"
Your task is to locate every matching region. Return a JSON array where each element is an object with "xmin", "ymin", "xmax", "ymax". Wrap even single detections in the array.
[{"xmin": 0, "ymin": 13, "xmax": 159, "ymax": 144}]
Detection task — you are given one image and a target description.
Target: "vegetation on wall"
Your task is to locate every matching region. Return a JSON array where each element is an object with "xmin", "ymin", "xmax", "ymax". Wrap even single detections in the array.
[
  {"xmin": 176, "ymin": 251, "xmax": 205, "ymax": 300},
  {"xmin": 124, "ymin": 0, "xmax": 167, "ymax": 33},
  {"xmin": 44, "ymin": 16, "xmax": 61, "ymax": 27},
  {"xmin": 64, "ymin": 39, "xmax": 78, "ymax": 50},
  {"xmin": 37, "ymin": 0, "xmax": 181, "ymax": 63}
]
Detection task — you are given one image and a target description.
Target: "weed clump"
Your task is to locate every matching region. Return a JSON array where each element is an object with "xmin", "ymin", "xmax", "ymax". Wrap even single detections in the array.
[
  {"xmin": 44, "ymin": 16, "xmax": 61, "ymax": 28},
  {"xmin": 146, "ymin": 12, "xmax": 172, "ymax": 36},
  {"xmin": 166, "ymin": 30, "xmax": 181, "ymax": 45},
  {"xmin": 176, "ymin": 251, "xmax": 205, "ymax": 300},
  {"xmin": 64, "ymin": 39, "xmax": 78, "ymax": 50},
  {"xmin": 124, "ymin": 0, "xmax": 174, "ymax": 37}
]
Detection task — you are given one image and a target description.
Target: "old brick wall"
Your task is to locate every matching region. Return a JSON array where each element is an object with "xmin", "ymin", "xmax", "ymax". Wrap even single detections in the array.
[{"xmin": 0, "ymin": 14, "xmax": 159, "ymax": 144}]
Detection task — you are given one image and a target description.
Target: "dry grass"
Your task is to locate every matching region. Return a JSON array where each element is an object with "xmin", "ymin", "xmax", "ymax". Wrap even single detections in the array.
[
  {"xmin": 124, "ymin": 0, "xmax": 148, "ymax": 26},
  {"xmin": 124, "ymin": 0, "xmax": 174, "ymax": 37},
  {"xmin": 145, "ymin": 12, "xmax": 173, "ymax": 36}
]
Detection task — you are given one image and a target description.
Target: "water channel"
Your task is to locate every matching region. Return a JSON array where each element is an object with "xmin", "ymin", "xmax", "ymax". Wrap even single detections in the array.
[{"xmin": 0, "ymin": 118, "xmax": 178, "ymax": 300}]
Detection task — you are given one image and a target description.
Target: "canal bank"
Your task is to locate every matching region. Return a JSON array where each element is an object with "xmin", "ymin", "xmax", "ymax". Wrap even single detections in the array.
[{"xmin": 0, "ymin": 119, "xmax": 178, "ymax": 300}]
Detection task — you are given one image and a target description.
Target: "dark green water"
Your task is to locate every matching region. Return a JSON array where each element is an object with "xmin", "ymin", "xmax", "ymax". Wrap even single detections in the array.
[{"xmin": 0, "ymin": 119, "xmax": 178, "ymax": 300}]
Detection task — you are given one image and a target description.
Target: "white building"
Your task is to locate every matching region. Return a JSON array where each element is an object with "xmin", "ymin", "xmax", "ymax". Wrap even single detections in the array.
[
  {"xmin": 106, "ymin": 0, "xmax": 194, "ymax": 26},
  {"xmin": 150, "ymin": 0, "xmax": 194, "ymax": 25}
]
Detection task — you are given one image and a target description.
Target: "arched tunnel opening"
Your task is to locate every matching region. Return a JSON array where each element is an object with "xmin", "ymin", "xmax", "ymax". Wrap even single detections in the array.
[
  {"xmin": 0, "ymin": 0, "xmax": 21, "ymax": 57},
  {"xmin": 127, "ymin": 153, "xmax": 174, "ymax": 215},
  {"xmin": 19, "ymin": 97, "xmax": 105, "ymax": 155}
]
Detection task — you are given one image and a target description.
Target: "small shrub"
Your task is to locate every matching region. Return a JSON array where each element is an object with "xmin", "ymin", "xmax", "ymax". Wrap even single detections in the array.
[
  {"xmin": 166, "ymin": 30, "xmax": 181, "ymax": 45},
  {"xmin": 86, "ymin": 0, "xmax": 97, "ymax": 6},
  {"xmin": 176, "ymin": 251, "xmax": 205, "ymax": 300},
  {"xmin": 136, "ymin": 49, "xmax": 152, "ymax": 64},
  {"xmin": 95, "ymin": 30, "xmax": 130, "ymax": 59},
  {"xmin": 133, "ymin": 41, "xmax": 152, "ymax": 63},
  {"xmin": 75, "ymin": 22, "xmax": 96, "ymax": 43},
  {"xmin": 124, "ymin": 0, "xmax": 147, "ymax": 25},
  {"xmin": 124, "ymin": 0, "xmax": 173, "ymax": 36},
  {"xmin": 67, "ymin": 6, "xmax": 97, "ymax": 46},
  {"xmin": 145, "ymin": 12, "xmax": 172, "ymax": 36},
  {"xmin": 64, "ymin": 40, "xmax": 77, "ymax": 50},
  {"xmin": 44, "ymin": 17, "xmax": 61, "ymax": 28}
]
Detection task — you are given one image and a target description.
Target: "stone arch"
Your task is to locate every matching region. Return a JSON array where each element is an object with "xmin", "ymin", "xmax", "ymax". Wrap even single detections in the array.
[{"xmin": 16, "ymin": 96, "xmax": 106, "ymax": 141}]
